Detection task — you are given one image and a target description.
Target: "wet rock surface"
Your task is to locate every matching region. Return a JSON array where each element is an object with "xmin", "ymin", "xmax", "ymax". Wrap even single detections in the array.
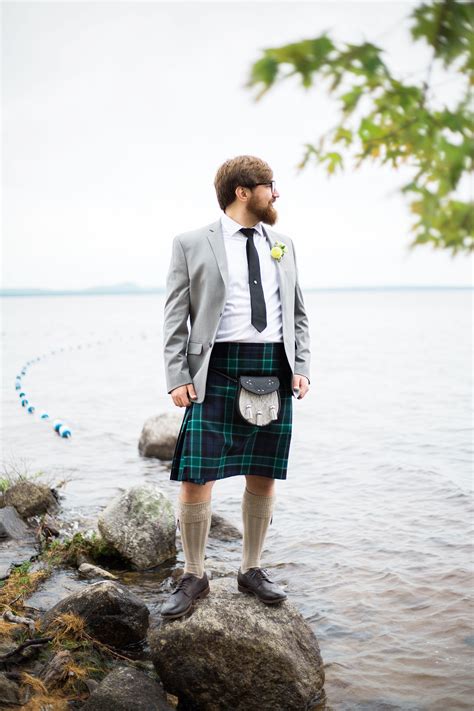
[
  {"xmin": 0, "ymin": 506, "xmax": 37, "ymax": 579},
  {"xmin": 41, "ymin": 580, "xmax": 150, "ymax": 649},
  {"xmin": 149, "ymin": 576, "xmax": 325, "ymax": 711}
]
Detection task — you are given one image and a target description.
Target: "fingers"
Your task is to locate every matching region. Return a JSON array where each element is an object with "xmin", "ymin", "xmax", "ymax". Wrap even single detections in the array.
[
  {"xmin": 297, "ymin": 385, "xmax": 309, "ymax": 399},
  {"xmin": 292, "ymin": 377, "xmax": 310, "ymax": 399},
  {"xmin": 171, "ymin": 383, "xmax": 197, "ymax": 407}
]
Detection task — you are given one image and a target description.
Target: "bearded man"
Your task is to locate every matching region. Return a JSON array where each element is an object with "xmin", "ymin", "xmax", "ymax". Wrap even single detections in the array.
[{"xmin": 161, "ymin": 155, "xmax": 311, "ymax": 619}]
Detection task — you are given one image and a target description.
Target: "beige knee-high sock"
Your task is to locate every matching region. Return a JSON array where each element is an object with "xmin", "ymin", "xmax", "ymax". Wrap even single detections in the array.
[
  {"xmin": 177, "ymin": 499, "xmax": 212, "ymax": 578},
  {"xmin": 241, "ymin": 486, "xmax": 275, "ymax": 574}
]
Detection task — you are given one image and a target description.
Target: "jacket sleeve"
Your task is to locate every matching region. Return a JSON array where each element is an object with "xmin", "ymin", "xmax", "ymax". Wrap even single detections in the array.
[
  {"xmin": 163, "ymin": 236, "xmax": 193, "ymax": 393},
  {"xmin": 292, "ymin": 240, "xmax": 311, "ymax": 384}
]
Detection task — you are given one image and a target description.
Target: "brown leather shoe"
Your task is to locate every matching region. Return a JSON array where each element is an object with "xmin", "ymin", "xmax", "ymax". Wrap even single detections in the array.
[
  {"xmin": 160, "ymin": 572, "xmax": 210, "ymax": 619},
  {"xmin": 237, "ymin": 567, "xmax": 287, "ymax": 604}
]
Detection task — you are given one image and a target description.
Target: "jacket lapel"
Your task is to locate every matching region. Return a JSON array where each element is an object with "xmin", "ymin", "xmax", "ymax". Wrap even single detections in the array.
[
  {"xmin": 261, "ymin": 225, "xmax": 287, "ymax": 295},
  {"xmin": 207, "ymin": 220, "xmax": 229, "ymax": 292}
]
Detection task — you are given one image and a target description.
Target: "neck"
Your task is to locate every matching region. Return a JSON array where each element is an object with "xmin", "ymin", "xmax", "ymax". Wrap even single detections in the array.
[{"xmin": 224, "ymin": 206, "xmax": 259, "ymax": 228}]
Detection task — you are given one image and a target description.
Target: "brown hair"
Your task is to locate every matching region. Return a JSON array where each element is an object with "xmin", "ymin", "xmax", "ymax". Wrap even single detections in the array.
[{"xmin": 214, "ymin": 155, "xmax": 273, "ymax": 210}]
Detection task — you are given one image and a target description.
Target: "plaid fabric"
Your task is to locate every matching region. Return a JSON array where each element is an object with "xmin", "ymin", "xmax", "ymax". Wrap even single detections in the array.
[{"xmin": 170, "ymin": 341, "xmax": 293, "ymax": 485}]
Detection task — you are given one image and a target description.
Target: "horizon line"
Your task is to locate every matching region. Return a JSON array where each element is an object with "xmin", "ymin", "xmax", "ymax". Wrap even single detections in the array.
[{"xmin": 0, "ymin": 283, "xmax": 472, "ymax": 297}]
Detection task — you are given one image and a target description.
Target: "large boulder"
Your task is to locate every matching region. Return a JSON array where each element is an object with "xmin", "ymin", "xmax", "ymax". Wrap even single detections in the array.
[
  {"xmin": 149, "ymin": 577, "xmax": 325, "ymax": 711},
  {"xmin": 81, "ymin": 666, "xmax": 173, "ymax": 710},
  {"xmin": 41, "ymin": 581, "xmax": 149, "ymax": 649},
  {"xmin": 98, "ymin": 484, "xmax": 176, "ymax": 570},
  {"xmin": 138, "ymin": 412, "xmax": 183, "ymax": 460},
  {"xmin": 1, "ymin": 481, "xmax": 58, "ymax": 519}
]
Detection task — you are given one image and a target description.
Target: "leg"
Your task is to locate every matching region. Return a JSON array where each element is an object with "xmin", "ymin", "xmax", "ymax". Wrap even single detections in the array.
[
  {"xmin": 161, "ymin": 481, "xmax": 215, "ymax": 619},
  {"xmin": 245, "ymin": 474, "xmax": 275, "ymax": 497},
  {"xmin": 177, "ymin": 481, "xmax": 215, "ymax": 578},
  {"xmin": 180, "ymin": 480, "xmax": 214, "ymax": 503},
  {"xmin": 237, "ymin": 475, "xmax": 286, "ymax": 603},
  {"xmin": 241, "ymin": 475, "xmax": 275, "ymax": 573}
]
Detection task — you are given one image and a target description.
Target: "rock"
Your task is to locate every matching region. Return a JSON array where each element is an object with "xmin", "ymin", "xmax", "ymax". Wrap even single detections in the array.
[
  {"xmin": 39, "ymin": 649, "xmax": 74, "ymax": 689},
  {"xmin": 40, "ymin": 513, "xmax": 61, "ymax": 538},
  {"xmin": 41, "ymin": 581, "xmax": 149, "ymax": 649},
  {"xmin": 98, "ymin": 484, "xmax": 176, "ymax": 570},
  {"xmin": 2, "ymin": 481, "xmax": 58, "ymax": 519},
  {"xmin": 0, "ymin": 672, "xmax": 22, "ymax": 706},
  {"xmin": 149, "ymin": 577, "xmax": 325, "ymax": 711},
  {"xmin": 81, "ymin": 666, "xmax": 174, "ymax": 710},
  {"xmin": 78, "ymin": 563, "xmax": 118, "ymax": 580},
  {"xmin": 209, "ymin": 513, "xmax": 242, "ymax": 541},
  {"xmin": 138, "ymin": 413, "xmax": 183, "ymax": 460},
  {"xmin": 0, "ymin": 506, "xmax": 29, "ymax": 539},
  {"xmin": 206, "ymin": 561, "xmax": 236, "ymax": 579},
  {"xmin": 0, "ymin": 507, "xmax": 37, "ymax": 580}
]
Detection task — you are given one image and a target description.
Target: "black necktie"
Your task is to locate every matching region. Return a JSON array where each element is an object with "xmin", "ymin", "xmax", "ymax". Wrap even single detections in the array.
[{"xmin": 239, "ymin": 228, "xmax": 267, "ymax": 332}]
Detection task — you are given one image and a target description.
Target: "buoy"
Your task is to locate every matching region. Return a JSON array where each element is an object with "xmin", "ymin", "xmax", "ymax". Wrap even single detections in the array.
[
  {"xmin": 27, "ymin": 404, "xmax": 35, "ymax": 413},
  {"xmin": 39, "ymin": 411, "xmax": 49, "ymax": 420},
  {"xmin": 53, "ymin": 419, "xmax": 63, "ymax": 432},
  {"xmin": 19, "ymin": 391, "xmax": 26, "ymax": 398},
  {"xmin": 21, "ymin": 398, "xmax": 28, "ymax": 407},
  {"xmin": 58, "ymin": 424, "xmax": 71, "ymax": 438}
]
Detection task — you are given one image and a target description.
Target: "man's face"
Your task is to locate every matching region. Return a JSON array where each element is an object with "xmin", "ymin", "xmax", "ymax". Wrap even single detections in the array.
[{"xmin": 246, "ymin": 183, "xmax": 279, "ymax": 226}]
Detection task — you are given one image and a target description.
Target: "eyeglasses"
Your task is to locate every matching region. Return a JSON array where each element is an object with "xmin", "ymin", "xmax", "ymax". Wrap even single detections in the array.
[{"xmin": 244, "ymin": 180, "xmax": 277, "ymax": 194}]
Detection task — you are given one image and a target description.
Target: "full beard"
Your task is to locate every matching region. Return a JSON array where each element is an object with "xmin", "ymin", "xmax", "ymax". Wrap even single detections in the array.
[{"xmin": 248, "ymin": 196, "xmax": 278, "ymax": 226}]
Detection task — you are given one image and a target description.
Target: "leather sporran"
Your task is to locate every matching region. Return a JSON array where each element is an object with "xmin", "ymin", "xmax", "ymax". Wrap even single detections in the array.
[
  {"xmin": 208, "ymin": 368, "xmax": 281, "ymax": 426},
  {"xmin": 236, "ymin": 375, "xmax": 281, "ymax": 426}
]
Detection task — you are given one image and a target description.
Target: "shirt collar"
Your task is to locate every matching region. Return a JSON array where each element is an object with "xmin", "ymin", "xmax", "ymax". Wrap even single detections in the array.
[{"xmin": 221, "ymin": 212, "xmax": 264, "ymax": 238}]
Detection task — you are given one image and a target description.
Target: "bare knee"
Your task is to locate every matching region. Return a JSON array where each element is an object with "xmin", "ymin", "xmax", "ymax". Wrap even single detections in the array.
[
  {"xmin": 245, "ymin": 475, "xmax": 275, "ymax": 496},
  {"xmin": 179, "ymin": 480, "xmax": 215, "ymax": 503}
]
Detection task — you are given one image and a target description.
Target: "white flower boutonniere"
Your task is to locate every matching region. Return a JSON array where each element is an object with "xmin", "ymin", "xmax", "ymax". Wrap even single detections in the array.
[{"xmin": 270, "ymin": 241, "xmax": 288, "ymax": 262}]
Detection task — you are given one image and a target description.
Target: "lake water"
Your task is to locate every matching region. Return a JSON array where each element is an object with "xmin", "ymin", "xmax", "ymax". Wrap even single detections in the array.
[{"xmin": 1, "ymin": 290, "xmax": 472, "ymax": 710}]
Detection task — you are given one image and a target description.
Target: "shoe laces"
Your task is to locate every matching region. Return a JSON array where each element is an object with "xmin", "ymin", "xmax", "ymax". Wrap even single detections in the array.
[
  {"xmin": 248, "ymin": 567, "xmax": 271, "ymax": 582},
  {"xmin": 173, "ymin": 574, "xmax": 198, "ymax": 595}
]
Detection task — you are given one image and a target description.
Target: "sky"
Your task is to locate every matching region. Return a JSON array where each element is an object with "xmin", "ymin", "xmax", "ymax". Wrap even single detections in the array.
[{"xmin": 2, "ymin": 0, "xmax": 472, "ymax": 290}]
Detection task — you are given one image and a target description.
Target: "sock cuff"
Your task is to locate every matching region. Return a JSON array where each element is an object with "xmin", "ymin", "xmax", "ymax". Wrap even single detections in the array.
[
  {"xmin": 242, "ymin": 486, "xmax": 275, "ymax": 518},
  {"xmin": 178, "ymin": 498, "xmax": 212, "ymax": 523}
]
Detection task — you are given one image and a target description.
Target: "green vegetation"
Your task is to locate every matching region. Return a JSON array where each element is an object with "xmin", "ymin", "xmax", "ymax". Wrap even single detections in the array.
[
  {"xmin": 247, "ymin": 0, "xmax": 473, "ymax": 254},
  {"xmin": 40, "ymin": 531, "xmax": 123, "ymax": 568}
]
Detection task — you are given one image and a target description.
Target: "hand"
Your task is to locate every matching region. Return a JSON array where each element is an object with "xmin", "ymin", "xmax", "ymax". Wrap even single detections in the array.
[
  {"xmin": 292, "ymin": 374, "xmax": 309, "ymax": 399},
  {"xmin": 171, "ymin": 383, "xmax": 198, "ymax": 407}
]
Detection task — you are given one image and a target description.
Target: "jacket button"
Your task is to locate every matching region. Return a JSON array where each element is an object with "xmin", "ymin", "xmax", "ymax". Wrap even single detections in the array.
[{"xmin": 209, "ymin": 342, "xmax": 213, "ymax": 348}]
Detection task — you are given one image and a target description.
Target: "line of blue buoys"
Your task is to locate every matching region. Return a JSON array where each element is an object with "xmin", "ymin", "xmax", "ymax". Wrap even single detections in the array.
[{"xmin": 14, "ymin": 338, "xmax": 107, "ymax": 439}]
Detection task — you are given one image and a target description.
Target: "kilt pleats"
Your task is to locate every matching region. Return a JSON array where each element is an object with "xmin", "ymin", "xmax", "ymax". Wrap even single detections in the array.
[{"xmin": 169, "ymin": 342, "xmax": 293, "ymax": 485}]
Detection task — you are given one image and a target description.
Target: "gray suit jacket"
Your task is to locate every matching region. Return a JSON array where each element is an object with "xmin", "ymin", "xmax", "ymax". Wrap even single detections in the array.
[{"xmin": 163, "ymin": 218, "xmax": 311, "ymax": 403}]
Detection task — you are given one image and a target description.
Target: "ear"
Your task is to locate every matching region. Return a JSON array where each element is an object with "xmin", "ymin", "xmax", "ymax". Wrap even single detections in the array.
[{"xmin": 235, "ymin": 186, "xmax": 249, "ymax": 202}]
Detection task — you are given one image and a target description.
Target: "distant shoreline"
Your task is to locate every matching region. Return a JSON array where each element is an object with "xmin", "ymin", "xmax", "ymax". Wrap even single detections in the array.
[{"xmin": 0, "ymin": 285, "xmax": 472, "ymax": 297}]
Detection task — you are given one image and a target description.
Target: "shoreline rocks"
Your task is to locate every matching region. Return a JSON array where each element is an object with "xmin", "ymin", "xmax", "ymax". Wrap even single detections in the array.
[
  {"xmin": 1, "ymin": 480, "xmax": 59, "ymax": 519},
  {"xmin": 81, "ymin": 666, "xmax": 174, "ymax": 710},
  {"xmin": 138, "ymin": 412, "xmax": 183, "ymax": 460},
  {"xmin": 98, "ymin": 484, "xmax": 177, "ymax": 570},
  {"xmin": 149, "ymin": 576, "xmax": 325, "ymax": 711},
  {"xmin": 41, "ymin": 580, "xmax": 150, "ymax": 649}
]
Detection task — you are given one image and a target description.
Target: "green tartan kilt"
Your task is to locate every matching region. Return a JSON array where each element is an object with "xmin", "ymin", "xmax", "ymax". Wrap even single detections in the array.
[{"xmin": 169, "ymin": 341, "xmax": 293, "ymax": 485}]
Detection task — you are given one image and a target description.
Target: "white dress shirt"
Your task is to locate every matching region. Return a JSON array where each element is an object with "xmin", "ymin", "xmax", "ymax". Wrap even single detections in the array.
[{"xmin": 215, "ymin": 212, "xmax": 283, "ymax": 343}]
